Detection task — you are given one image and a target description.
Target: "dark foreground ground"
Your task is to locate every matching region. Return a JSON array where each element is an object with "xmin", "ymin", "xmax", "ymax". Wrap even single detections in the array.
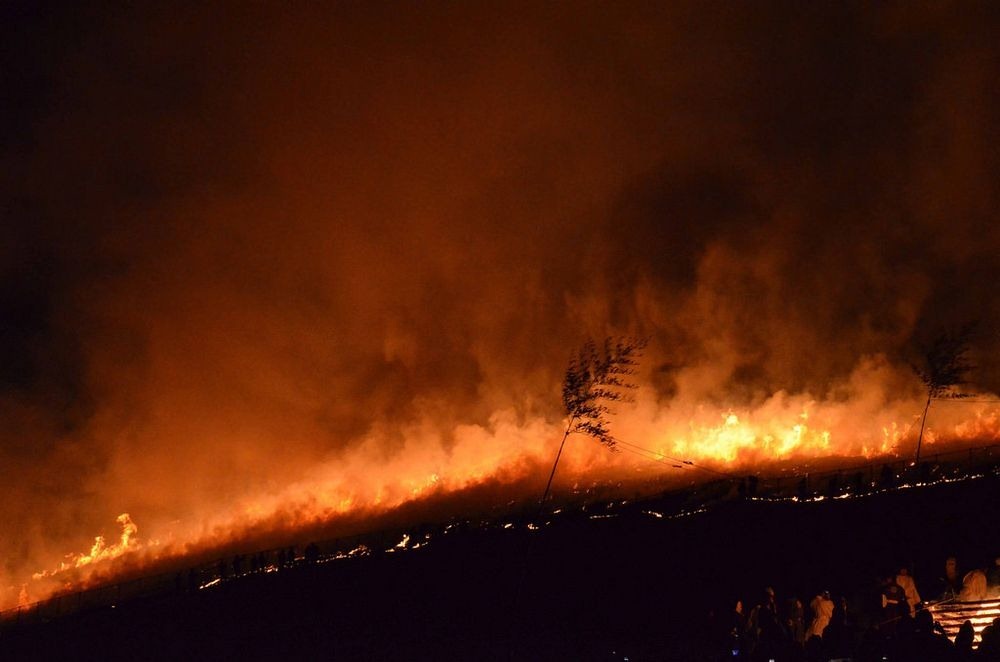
[{"xmin": 4, "ymin": 472, "xmax": 1000, "ymax": 661}]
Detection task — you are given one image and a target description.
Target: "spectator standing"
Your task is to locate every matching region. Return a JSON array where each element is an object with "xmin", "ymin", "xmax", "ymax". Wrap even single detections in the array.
[
  {"xmin": 784, "ymin": 597, "xmax": 805, "ymax": 646},
  {"xmin": 879, "ymin": 574, "xmax": 907, "ymax": 634},
  {"xmin": 935, "ymin": 556, "xmax": 962, "ymax": 600},
  {"xmin": 746, "ymin": 587, "xmax": 785, "ymax": 661},
  {"xmin": 959, "ymin": 566, "xmax": 987, "ymax": 602},
  {"xmin": 806, "ymin": 590, "xmax": 834, "ymax": 639},
  {"xmin": 896, "ymin": 565, "xmax": 922, "ymax": 615},
  {"xmin": 954, "ymin": 620, "xmax": 974, "ymax": 660}
]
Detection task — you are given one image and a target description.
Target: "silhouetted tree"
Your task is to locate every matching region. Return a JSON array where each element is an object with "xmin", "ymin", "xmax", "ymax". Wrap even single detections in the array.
[
  {"xmin": 913, "ymin": 324, "xmax": 976, "ymax": 462},
  {"xmin": 540, "ymin": 336, "xmax": 646, "ymax": 504}
]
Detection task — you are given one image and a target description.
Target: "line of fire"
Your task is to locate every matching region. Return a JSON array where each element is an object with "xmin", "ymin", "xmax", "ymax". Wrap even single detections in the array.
[
  {"xmin": 3, "ymin": 333, "xmax": 1000, "ymax": 659},
  {"xmin": 3, "ymin": 3, "xmax": 1000, "ymax": 660}
]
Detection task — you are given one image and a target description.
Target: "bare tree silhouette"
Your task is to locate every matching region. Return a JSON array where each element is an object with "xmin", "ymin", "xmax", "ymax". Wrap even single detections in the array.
[
  {"xmin": 913, "ymin": 324, "xmax": 976, "ymax": 462},
  {"xmin": 540, "ymin": 336, "xmax": 646, "ymax": 505}
]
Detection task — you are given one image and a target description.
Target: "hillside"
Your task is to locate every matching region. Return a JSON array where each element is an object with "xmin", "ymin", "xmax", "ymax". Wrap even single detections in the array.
[{"xmin": 4, "ymin": 462, "xmax": 1000, "ymax": 661}]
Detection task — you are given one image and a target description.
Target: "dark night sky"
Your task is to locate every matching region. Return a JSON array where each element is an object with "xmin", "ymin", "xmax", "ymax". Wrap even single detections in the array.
[{"xmin": 1, "ymin": 2, "xmax": 998, "ymax": 603}]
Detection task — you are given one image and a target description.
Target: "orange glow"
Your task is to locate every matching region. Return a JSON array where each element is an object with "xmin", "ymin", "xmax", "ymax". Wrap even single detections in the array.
[
  {"xmin": 26, "ymin": 514, "xmax": 145, "ymax": 597},
  {"xmin": 74, "ymin": 513, "xmax": 139, "ymax": 570},
  {"xmin": 663, "ymin": 411, "xmax": 831, "ymax": 463},
  {"xmin": 3, "ymin": 1, "xmax": 1000, "ymax": 631},
  {"xmin": 9, "ymin": 385, "xmax": 999, "ymax": 612}
]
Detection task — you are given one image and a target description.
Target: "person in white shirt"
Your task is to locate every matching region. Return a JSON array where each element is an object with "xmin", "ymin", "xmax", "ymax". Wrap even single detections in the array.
[
  {"xmin": 806, "ymin": 590, "xmax": 834, "ymax": 639},
  {"xmin": 896, "ymin": 565, "xmax": 921, "ymax": 615}
]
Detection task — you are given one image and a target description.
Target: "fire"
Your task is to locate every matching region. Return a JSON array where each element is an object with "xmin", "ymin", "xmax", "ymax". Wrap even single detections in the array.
[
  {"xmin": 30, "ymin": 514, "xmax": 142, "ymax": 583},
  {"xmin": 663, "ymin": 410, "xmax": 832, "ymax": 463},
  {"xmin": 6, "ymin": 389, "xmax": 1000, "ymax": 613},
  {"xmin": 75, "ymin": 514, "xmax": 139, "ymax": 569}
]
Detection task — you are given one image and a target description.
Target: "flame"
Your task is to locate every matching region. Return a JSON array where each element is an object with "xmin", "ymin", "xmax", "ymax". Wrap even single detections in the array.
[
  {"xmin": 663, "ymin": 410, "xmax": 832, "ymax": 463},
  {"xmin": 76, "ymin": 514, "xmax": 139, "ymax": 569},
  {"xmin": 7, "ymin": 387, "xmax": 1000, "ymax": 612},
  {"xmin": 30, "ymin": 514, "xmax": 142, "ymax": 583}
]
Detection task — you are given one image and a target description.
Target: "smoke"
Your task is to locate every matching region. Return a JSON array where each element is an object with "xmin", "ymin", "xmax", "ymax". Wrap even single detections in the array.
[{"xmin": 1, "ymin": 2, "xmax": 999, "ymax": 606}]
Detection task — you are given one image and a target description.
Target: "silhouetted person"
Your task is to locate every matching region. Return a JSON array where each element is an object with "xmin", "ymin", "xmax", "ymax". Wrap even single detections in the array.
[
  {"xmin": 933, "ymin": 556, "xmax": 962, "ymax": 600},
  {"xmin": 879, "ymin": 574, "xmax": 907, "ymax": 635},
  {"xmin": 879, "ymin": 463, "xmax": 895, "ymax": 490},
  {"xmin": 278, "ymin": 548, "xmax": 286, "ymax": 568},
  {"xmin": 217, "ymin": 558, "xmax": 227, "ymax": 579},
  {"xmin": 286, "ymin": 545, "xmax": 295, "ymax": 567},
  {"xmin": 729, "ymin": 599, "xmax": 746, "ymax": 658},
  {"xmin": 979, "ymin": 617, "xmax": 1000, "ymax": 659},
  {"xmin": 784, "ymin": 596, "xmax": 805, "ymax": 646},
  {"xmin": 826, "ymin": 473, "xmax": 840, "ymax": 498},
  {"xmin": 305, "ymin": 542, "xmax": 320, "ymax": 564},
  {"xmin": 747, "ymin": 475, "xmax": 759, "ymax": 498},
  {"xmin": 822, "ymin": 595, "xmax": 851, "ymax": 660},
  {"xmin": 706, "ymin": 600, "xmax": 743, "ymax": 659},
  {"xmin": 884, "ymin": 608, "xmax": 952, "ymax": 661},
  {"xmin": 797, "ymin": 476, "xmax": 809, "ymax": 501},
  {"xmin": 852, "ymin": 471, "xmax": 865, "ymax": 494},
  {"xmin": 954, "ymin": 620, "xmax": 974, "ymax": 660},
  {"xmin": 232, "ymin": 554, "xmax": 243, "ymax": 577},
  {"xmin": 746, "ymin": 587, "xmax": 785, "ymax": 661}
]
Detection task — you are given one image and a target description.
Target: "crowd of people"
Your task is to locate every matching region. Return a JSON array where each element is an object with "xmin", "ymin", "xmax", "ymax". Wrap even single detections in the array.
[{"xmin": 709, "ymin": 556, "xmax": 1000, "ymax": 661}]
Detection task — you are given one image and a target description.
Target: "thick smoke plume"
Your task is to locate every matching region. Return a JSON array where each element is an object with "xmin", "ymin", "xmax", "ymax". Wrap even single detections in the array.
[{"xmin": 2, "ymin": 3, "xmax": 998, "ymax": 607}]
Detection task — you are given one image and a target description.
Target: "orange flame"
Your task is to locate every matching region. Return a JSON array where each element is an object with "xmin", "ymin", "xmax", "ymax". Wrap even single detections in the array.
[
  {"xmin": 8, "ymin": 383, "xmax": 1000, "ymax": 612},
  {"xmin": 30, "ymin": 514, "xmax": 142, "ymax": 583}
]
